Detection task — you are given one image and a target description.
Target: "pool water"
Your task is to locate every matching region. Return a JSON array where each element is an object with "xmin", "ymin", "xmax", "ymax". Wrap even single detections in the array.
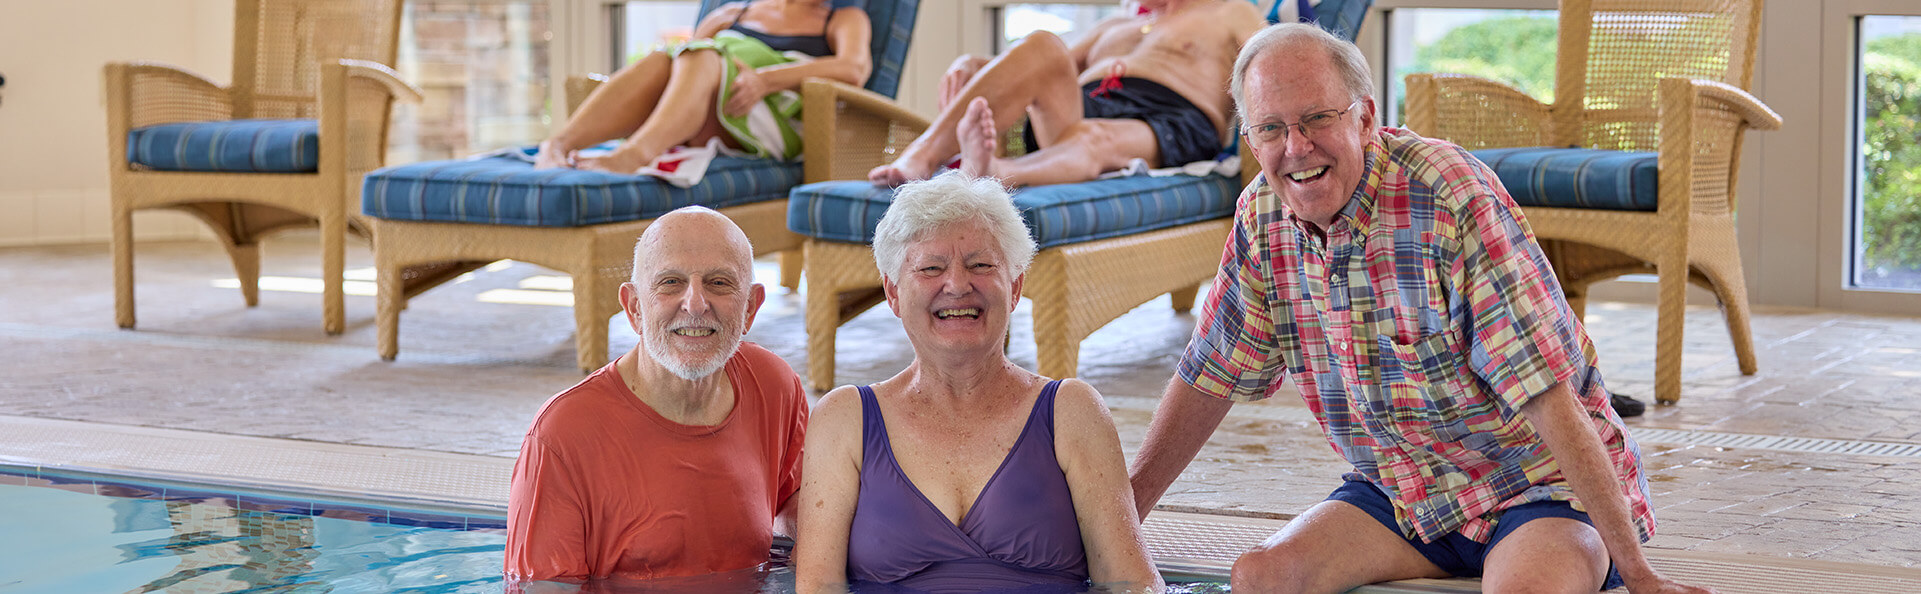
[
  {"xmin": 0, "ymin": 466, "xmax": 1232, "ymax": 593},
  {"xmin": 0, "ymin": 466, "xmax": 506, "ymax": 593}
]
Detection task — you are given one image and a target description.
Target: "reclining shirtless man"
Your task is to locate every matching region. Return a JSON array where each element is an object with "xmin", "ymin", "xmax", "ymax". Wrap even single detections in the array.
[{"xmin": 869, "ymin": 0, "xmax": 1264, "ymax": 187}]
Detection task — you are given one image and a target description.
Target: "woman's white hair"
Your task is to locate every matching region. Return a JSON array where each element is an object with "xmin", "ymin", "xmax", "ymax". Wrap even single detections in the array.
[
  {"xmin": 872, "ymin": 171, "xmax": 1035, "ymax": 284},
  {"xmin": 1230, "ymin": 22, "xmax": 1374, "ymax": 121}
]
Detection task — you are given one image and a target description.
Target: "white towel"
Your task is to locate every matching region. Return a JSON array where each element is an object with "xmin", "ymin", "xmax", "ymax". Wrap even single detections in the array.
[{"xmin": 1097, "ymin": 155, "xmax": 1241, "ymax": 179}]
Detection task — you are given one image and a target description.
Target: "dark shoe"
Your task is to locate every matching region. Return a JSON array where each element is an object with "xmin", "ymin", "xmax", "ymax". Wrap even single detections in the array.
[{"xmin": 1610, "ymin": 392, "xmax": 1646, "ymax": 418}]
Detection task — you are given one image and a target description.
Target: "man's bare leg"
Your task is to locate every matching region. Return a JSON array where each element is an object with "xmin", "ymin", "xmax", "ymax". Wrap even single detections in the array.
[
  {"xmin": 579, "ymin": 49, "xmax": 726, "ymax": 174},
  {"xmin": 535, "ymin": 51, "xmax": 672, "ymax": 169},
  {"xmin": 1231, "ymin": 500, "xmax": 1451, "ymax": 593},
  {"xmin": 1480, "ymin": 518, "xmax": 1610, "ymax": 594},
  {"xmin": 869, "ymin": 31, "xmax": 1084, "ymax": 186},
  {"xmin": 959, "ymin": 97, "xmax": 1157, "ymax": 187}
]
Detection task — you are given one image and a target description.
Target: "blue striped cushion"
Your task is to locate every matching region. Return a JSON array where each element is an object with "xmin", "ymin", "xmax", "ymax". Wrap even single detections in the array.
[
  {"xmin": 361, "ymin": 149, "xmax": 802, "ymax": 227},
  {"xmin": 1472, "ymin": 147, "xmax": 1659, "ymax": 211},
  {"xmin": 787, "ymin": 174, "xmax": 1241, "ymax": 249},
  {"xmin": 126, "ymin": 119, "xmax": 319, "ymax": 173}
]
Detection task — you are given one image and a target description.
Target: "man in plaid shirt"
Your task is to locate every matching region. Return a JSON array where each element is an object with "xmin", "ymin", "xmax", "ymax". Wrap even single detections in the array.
[{"xmin": 1126, "ymin": 24, "xmax": 1713, "ymax": 594}]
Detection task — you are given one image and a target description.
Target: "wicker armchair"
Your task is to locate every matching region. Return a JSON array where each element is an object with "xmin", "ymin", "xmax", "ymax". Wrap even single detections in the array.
[
  {"xmin": 1404, "ymin": 0, "xmax": 1781, "ymax": 404},
  {"xmin": 106, "ymin": 0, "xmax": 418, "ymax": 335}
]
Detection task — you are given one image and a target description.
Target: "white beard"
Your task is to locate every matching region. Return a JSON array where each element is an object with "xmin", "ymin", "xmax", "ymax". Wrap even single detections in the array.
[{"xmin": 642, "ymin": 326, "xmax": 740, "ymax": 381}]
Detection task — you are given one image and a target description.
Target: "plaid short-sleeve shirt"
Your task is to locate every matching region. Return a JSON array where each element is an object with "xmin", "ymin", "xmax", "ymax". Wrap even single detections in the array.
[{"xmin": 1178, "ymin": 127, "xmax": 1654, "ymax": 543}]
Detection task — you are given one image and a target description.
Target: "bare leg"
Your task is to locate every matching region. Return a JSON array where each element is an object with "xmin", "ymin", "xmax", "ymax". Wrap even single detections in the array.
[
  {"xmin": 536, "ymin": 51, "xmax": 672, "ymax": 169},
  {"xmin": 1230, "ymin": 500, "xmax": 1449, "ymax": 593},
  {"xmin": 1480, "ymin": 518, "xmax": 1610, "ymax": 594},
  {"xmin": 978, "ymin": 118, "xmax": 1157, "ymax": 187},
  {"xmin": 869, "ymin": 31, "xmax": 1085, "ymax": 185},
  {"xmin": 580, "ymin": 49, "xmax": 726, "ymax": 174}
]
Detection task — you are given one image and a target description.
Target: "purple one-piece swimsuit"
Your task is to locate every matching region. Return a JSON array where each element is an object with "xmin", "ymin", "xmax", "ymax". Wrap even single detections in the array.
[{"xmin": 845, "ymin": 381, "xmax": 1091, "ymax": 594}]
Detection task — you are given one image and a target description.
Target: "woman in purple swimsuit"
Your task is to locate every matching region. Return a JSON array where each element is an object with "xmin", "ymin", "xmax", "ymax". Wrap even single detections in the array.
[{"xmin": 793, "ymin": 172, "xmax": 1163, "ymax": 594}]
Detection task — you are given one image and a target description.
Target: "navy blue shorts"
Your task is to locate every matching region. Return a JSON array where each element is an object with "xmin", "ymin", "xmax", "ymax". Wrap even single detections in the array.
[
  {"xmin": 1020, "ymin": 77, "xmax": 1222, "ymax": 168},
  {"xmin": 1328, "ymin": 479, "xmax": 1625, "ymax": 591}
]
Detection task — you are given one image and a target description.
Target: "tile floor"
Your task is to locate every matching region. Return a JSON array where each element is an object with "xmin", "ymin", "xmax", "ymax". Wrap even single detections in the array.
[{"xmin": 4, "ymin": 232, "xmax": 1920, "ymax": 571}]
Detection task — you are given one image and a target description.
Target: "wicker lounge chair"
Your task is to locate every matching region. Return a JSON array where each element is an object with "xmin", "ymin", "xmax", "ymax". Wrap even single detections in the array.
[
  {"xmin": 361, "ymin": 0, "xmax": 920, "ymax": 372},
  {"xmin": 106, "ymin": 0, "xmax": 417, "ymax": 335},
  {"xmin": 786, "ymin": 1, "xmax": 1371, "ymax": 390},
  {"xmin": 1404, "ymin": 0, "xmax": 1780, "ymax": 404}
]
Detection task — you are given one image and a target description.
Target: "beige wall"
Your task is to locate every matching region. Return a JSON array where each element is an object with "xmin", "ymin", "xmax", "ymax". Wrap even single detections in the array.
[{"xmin": 0, "ymin": 0, "xmax": 230, "ymax": 246}]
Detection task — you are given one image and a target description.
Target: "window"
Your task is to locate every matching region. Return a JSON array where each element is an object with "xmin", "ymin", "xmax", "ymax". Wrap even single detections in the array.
[
  {"xmin": 389, "ymin": 1, "xmax": 553, "ymax": 163},
  {"xmin": 1383, "ymin": 8, "xmax": 1556, "ymax": 126},
  {"xmin": 615, "ymin": 1, "xmax": 701, "ymax": 66},
  {"xmin": 1854, "ymin": 15, "xmax": 1921, "ymax": 291},
  {"xmin": 995, "ymin": 3, "xmax": 1124, "ymax": 53}
]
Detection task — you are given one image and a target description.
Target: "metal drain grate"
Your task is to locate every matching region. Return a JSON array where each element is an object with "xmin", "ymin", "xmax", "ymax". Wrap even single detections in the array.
[{"xmin": 1631, "ymin": 428, "xmax": 1921, "ymax": 459}]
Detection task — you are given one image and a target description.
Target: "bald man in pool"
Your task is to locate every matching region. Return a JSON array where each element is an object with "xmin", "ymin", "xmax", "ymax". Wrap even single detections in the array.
[{"xmin": 504, "ymin": 206, "xmax": 809, "ymax": 584}]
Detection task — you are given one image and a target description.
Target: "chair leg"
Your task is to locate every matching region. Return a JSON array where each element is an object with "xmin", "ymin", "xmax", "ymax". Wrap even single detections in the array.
[
  {"xmin": 1654, "ymin": 254, "xmax": 1688, "ymax": 405},
  {"xmin": 1563, "ymin": 282, "xmax": 1589, "ymax": 323},
  {"xmin": 377, "ymin": 261, "xmax": 403, "ymax": 362},
  {"xmin": 1169, "ymin": 285, "xmax": 1199, "ymax": 313},
  {"xmin": 1032, "ymin": 299, "xmax": 1081, "ymax": 380},
  {"xmin": 320, "ymin": 214, "xmax": 346, "ymax": 335},
  {"xmin": 780, "ymin": 248, "xmax": 803, "ymax": 292},
  {"xmin": 573, "ymin": 273, "xmax": 612, "ymax": 373},
  {"xmin": 1702, "ymin": 267, "xmax": 1759, "ymax": 376},
  {"xmin": 804, "ymin": 276, "xmax": 841, "ymax": 391},
  {"xmin": 219, "ymin": 241, "xmax": 262, "ymax": 309},
  {"xmin": 113, "ymin": 206, "xmax": 136, "ymax": 329}
]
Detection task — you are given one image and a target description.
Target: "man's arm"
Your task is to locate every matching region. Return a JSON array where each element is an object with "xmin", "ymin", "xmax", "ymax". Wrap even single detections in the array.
[
  {"xmin": 1127, "ymin": 378, "xmax": 1234, "ymax": 520},
  {"xmin": 1521, "ymin": 383, "xmax": 1714, "ymax": 594},
  {"xmin": 1066, "ymin": 16, "xmax": 1124, "ymax": 72}
]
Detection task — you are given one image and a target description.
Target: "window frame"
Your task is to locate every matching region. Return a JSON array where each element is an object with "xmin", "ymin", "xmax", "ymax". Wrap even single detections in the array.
[{"xmin": 1821, "ymin": 0, "xmax": 1921, "ymax": 312}]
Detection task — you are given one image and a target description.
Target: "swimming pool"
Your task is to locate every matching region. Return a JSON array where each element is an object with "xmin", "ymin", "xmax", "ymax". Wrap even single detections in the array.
[
  {"xmin": 0, "ymin": 464, "xmax": 1230, "ymax": 593},
  {"xmin": 0, "ymin": 464, "xmax": 507, "ymax": 593}
]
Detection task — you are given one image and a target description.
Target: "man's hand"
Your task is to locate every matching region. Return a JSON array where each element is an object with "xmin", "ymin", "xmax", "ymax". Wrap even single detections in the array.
[
  {"xmin": 938, "ymin": 54, "xmax": 990, "ymax": 111},
  {"xmin": 724, "ymin": 61, "xmax": 771, "ymax": 117}
]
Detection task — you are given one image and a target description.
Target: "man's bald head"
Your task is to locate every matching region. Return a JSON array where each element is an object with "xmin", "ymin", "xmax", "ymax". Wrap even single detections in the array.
[{"xmin": 631, "ymin": 206, "xmax": 756, "ymax": 286}]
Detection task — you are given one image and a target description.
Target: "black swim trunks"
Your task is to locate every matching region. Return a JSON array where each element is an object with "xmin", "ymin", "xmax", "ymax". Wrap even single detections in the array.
[{"xmin": 1021, "ymin": 76, "xmax": 1222, "ymax": 167}]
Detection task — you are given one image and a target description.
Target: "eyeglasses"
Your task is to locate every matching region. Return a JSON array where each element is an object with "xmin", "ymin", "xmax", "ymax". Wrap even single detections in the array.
[{"xmin": 1241, "ymin": 100, "xmax": 1361, "ymax": 146}]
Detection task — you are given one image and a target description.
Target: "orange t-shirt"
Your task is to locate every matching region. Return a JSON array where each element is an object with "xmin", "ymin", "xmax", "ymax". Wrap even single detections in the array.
[{"xmin": 504, "ymin": 342, "xmax": 809, "ymax": 581}]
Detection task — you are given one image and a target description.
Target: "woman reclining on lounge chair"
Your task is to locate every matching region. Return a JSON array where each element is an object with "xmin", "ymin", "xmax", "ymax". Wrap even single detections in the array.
[{"xmin": 535, "ymin": 0, "xmax": 871, "ymax": 173}]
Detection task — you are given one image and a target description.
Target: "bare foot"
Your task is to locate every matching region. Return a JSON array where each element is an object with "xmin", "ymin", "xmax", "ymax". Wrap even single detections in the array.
[
  {"xmin": 532, "ymin": 140, "xmax": 575, "ymax": 169},
  {"xmin": 956, "ymin": 97, "xmax": 999, "ymax": 179},
  {"xmin": 577, "ymin": 146, "xmax": 654, "ymax": 175},
  {"xmin": 867, "ymin": 158, "xmax": 940, "ymax": 187}
]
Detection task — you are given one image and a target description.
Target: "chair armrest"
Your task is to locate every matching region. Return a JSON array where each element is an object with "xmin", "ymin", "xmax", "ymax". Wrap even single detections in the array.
[
  {"xmin": 104, "ymin": 62, "xmax": 234, "ymax": 130},
  {"xmin": 565, "ymin": 73, "xmax": 609, "ymax": 118},
  {"xmin": 319, "ymin": 59, "xmax": 423, "ymax": 175},
  {"xmin": 1403, "ymin": 73, "xmax": 1554, "ymax": 150},
  {"xmin": 340, "ymin": 59, "xmax": 423, "ymax": 104},
  {"xmin": 1686, "ymin": 79, "xmax": 1782, "ymax": 132},
  {"xmin": 802, "ymin": 77, "xmax": 929, "ymax": 183},
  {"xmin": 1656, "ymin": 77, "xmax": 1782, "ymax": 215}
]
